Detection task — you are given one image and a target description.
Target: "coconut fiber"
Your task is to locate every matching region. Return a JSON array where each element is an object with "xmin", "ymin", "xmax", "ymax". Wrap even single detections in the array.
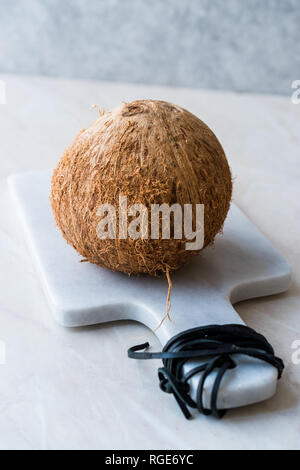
[{"xmin": 51, "ymin": 100, "xmax": 232, "ymax": 276}]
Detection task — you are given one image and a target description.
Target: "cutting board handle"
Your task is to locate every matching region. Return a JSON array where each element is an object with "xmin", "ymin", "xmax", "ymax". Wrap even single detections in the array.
[{"xmin": 128, "ymin": 323, "xmax": 284, "ymax": 418}]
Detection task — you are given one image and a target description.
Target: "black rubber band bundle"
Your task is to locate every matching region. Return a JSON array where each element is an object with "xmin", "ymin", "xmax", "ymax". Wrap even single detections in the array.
[{"xmin": 128, "ymin": 324, "xmax": 284, "ymax": 419}]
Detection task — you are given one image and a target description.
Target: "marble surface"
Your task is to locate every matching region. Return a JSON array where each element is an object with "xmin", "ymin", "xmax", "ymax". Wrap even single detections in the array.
[
  {"xmin": 0, "ymin": 73, "xmax": 299, "ymax": 450},
  {"xmin": 9, "ymin": 171, "xmax": 291, "ymax": 410},
  {"xmin": 0, "ymin": 0, "xmax": 299, "ymax": 94}
]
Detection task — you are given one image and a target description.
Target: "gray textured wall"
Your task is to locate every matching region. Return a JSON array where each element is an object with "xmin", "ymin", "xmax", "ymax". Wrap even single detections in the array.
[{"xmin": 0, "ymin": 0, "xmax": 299, "ymax": 94}]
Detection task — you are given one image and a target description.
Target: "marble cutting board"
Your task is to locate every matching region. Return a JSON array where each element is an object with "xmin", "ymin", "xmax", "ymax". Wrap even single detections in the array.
[{"xmin": 8, "ymin": 170, "xmax": 291, "ymax": 413}]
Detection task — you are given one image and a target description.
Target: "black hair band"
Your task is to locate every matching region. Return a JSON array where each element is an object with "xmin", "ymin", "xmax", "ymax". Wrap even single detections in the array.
[{"xmin": 128, "ymin": 324, "xmax": 284, "ymax": 419}]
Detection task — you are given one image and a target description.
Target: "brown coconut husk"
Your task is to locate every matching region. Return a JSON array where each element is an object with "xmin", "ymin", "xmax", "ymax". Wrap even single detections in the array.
[{"xmin": 51, "ymin": 100, "xmax": 232, "ymax": 276}]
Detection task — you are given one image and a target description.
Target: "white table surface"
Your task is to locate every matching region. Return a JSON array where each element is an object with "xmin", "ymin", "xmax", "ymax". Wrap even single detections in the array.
[{"xmin": 0, "ymin": 74, "xmax": 299, "ymax": 450}]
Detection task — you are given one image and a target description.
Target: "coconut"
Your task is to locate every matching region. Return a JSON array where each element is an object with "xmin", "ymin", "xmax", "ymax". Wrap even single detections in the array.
[{"xmin": 51, "ymin": 100, "xmax": 232, "ymax": 276}]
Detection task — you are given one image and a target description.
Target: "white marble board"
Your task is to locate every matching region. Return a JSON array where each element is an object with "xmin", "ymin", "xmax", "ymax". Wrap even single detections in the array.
[{"xmin": 8, "ymin": 170, "xmax": 291, "ymax": 413}]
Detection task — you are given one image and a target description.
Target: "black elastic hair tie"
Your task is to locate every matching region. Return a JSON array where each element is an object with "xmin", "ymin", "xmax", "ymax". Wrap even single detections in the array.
[{"xmin": 128, "ymin": 324, "xmax": 284, "ymax": 419}]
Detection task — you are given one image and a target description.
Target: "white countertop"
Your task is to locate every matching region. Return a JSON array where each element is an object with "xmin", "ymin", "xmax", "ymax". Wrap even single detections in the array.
[{"xmin": 0, "ymin": 74, "xmax": 299, "ymax": 450}]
